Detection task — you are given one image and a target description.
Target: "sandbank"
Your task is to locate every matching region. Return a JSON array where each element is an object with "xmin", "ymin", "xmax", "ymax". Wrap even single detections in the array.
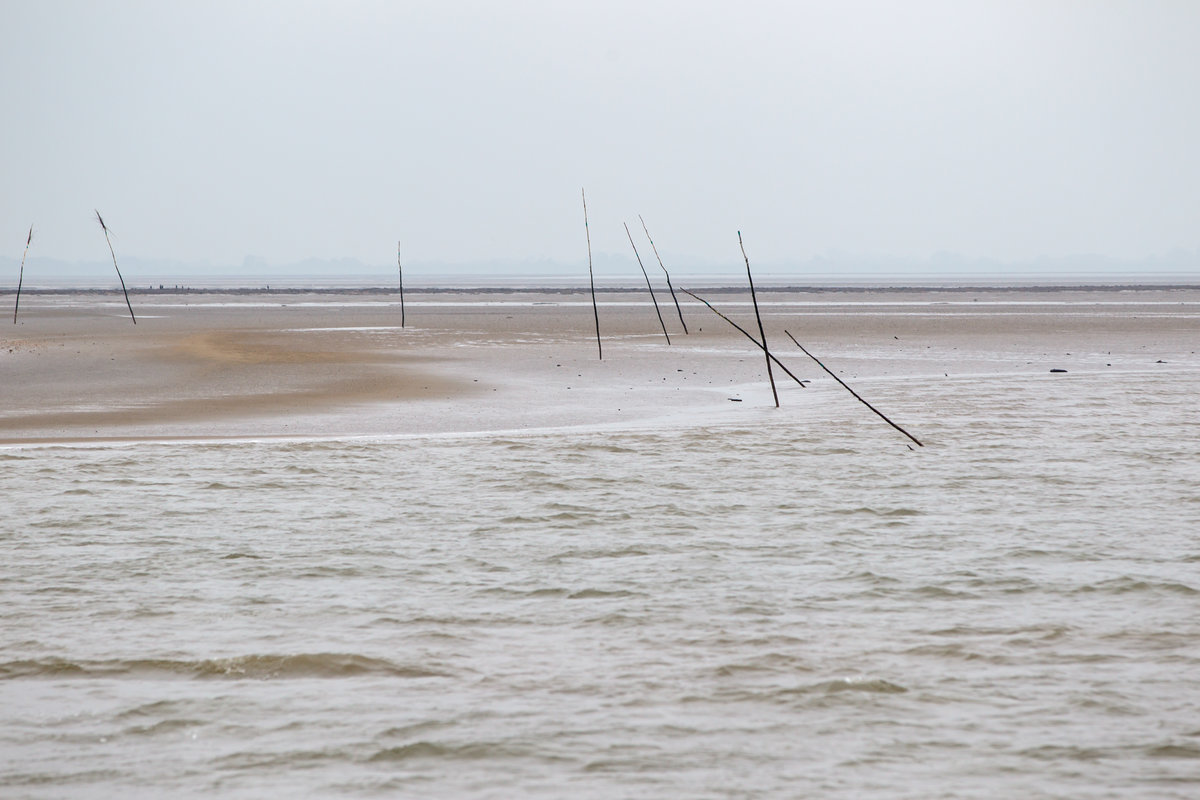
[{"xmin": 2, "ymin": 286, "xmax": 1196, "ymax": 445}]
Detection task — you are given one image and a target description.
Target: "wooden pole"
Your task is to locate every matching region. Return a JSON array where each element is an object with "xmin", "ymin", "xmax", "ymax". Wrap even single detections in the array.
[
  {"xmin": 397, "ymin": 239, "xmax": 406, "ymax": 328},
  {"xmin": 681, "ymin": 288, "xmax": 808, "ymax": 390},
  {"xmin": 784, "ymin": 330, "xmax": 924, "ymax": 447},
  {"xmin": 582, "ymin": 188, "xmax": 601, "ymax": 359},
  {"xmin": 739, "ymin": 231, "xmax": 777, "ymax": 407},
  {"xmin": 638, "ymin": 215, "xmax": 687, "ymax": 333},
  {"xmin": 624, "ymin": 222, "xmax": 670, "ymax": 345},
  {"xmin": 95, "ymin": 210, "xmax": 136, "ymax": 324},
  {"xmin": 13, "ymin": 225, "xmax": 32, "ymax": 324}
]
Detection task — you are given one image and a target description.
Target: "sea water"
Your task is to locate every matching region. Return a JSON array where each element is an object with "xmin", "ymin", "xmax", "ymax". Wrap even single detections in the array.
[{"xmin": 2, "ymin": 366, "xmax": 1199, "ymax": 798}]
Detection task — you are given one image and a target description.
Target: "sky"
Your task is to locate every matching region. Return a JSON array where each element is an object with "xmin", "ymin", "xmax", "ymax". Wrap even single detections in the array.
[{"xmin": 2, "ymin": 0, "xmax": 1198, "ymax": 276}]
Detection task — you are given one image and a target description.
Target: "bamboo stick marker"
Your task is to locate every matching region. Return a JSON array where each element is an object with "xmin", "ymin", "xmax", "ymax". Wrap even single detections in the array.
[
  {"xmin": 13, "ymin": 225, "xmax": 32, "ymax": 324},
  {"xmin": 624, "ymin": 222, "xmax": 670, "ymax": 345},
  {"xmin": 681, "ymin": 288, "xmax": 808, "ymax": 389},
  {"xmin": 784, "ymin": 330, "xmax": 924, "ymax": 447},
  {"xmin": 638, "ymin": 215, "xmax": 687, "ymax": 333},
  {"xmin": 94, "ymin": 210, "xmax": 136, "ymax": 324},
  {"xmin": 582, "ymin": 188, "xmax": 601, "ymax": 359},
  {"xmin": 397, "ymin": 240, "xmax": 406, "ymax": 328},
  {"xmin": 739, "ymin": 231, "xmax": 777, "ymax": 406}
]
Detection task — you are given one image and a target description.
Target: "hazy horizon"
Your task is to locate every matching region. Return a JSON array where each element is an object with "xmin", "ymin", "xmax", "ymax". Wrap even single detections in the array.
[
  {"xmin": 4, "ymin": 1, "xmax": 1199, "ymax": 275},
  {"xmin": 3, "ymin": 248, "xmax": 1196, "ymax": 290}
]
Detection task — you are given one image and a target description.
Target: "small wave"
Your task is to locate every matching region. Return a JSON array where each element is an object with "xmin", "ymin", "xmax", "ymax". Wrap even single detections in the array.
[
  {"xmin": 1004, "ymin": 548, "xmax": 1057, "ymax": 559},
  {"xmin": 568, "ymin": 588, "xmax": 636, "ymax": 599},
  {"xmin": 714, "ymin": 652, "xmax": 811, "ymax": 676},
  {"xmin": 1019, "ymin": 745, "xmax": 1111, "ymax": 761},
  {"xmin": 4, "ymin": 769, "xmax": 124, "ymax": 787},
  {"xmin": 477, "ymin": 587, "xmax": 569, "ymax": 598},
  {"xmin": 544, "ymin": 547, "xmax": 651, "ymax": 562},
  {"xmin": 298, "ymin": 565, "xmax": 364, "ymax": 578},
  {"xmin": 213, "ymin": 747, "xmax": 347, "ymax": 771},
  {"xmin": 708, "ymin": 676, "xmax": 909, "ymax": 705},
  {"xmin": 1074, "ymin": 577, "xmax": 1198, "ymax": 596},
  {"xmin": 122, "ymin": 718, "xmax": 204, "ymax": 736},
  {"xmin": 368, "ymin": 740, "xmax": 530, "ymax": 762},
  {"xmin": 0, "ymin": 653, "xmax": 448, "ymax": 680},
  {"xmin": 844, "ymin": 570, "xmax": 901, "ymax": 585},
  {"xmin": 117, "ymin": 699, "xmax": 184, "ymax": 718},
  {"xmin": 903, "ymin": 643, "xmax": 999, "ymax": 663},
  {"xmin": 912, "ymin": 585, "xmax": 979, "ymax": 599},
  {"xmin": 833, "ymin": 506, "xmax": 922, "ymax": 517},
  {"xmin": 584, "ymin": 612, "xmax": 639, "ymax": 626},
  {"xmin": 574, "ymin": 443, "xmax": 642, "ymax": 455},
  {"xmin": 1147, "ymin": 743, "xmax": 1200, "ymax": 759},
  {"xmin": 378, "ymin": 721, "xmax": 448, "ymax": 739},
  {"xmin": 369, "ymin": 741, "xmax": 450, "ymax": 761},
  {"xmin": 492, "ymin": 439, "xmax": 537, "ymax": 451},
  {"xmin": 813, "ymin": 677, "xmax": 908, "ymax": 694}
]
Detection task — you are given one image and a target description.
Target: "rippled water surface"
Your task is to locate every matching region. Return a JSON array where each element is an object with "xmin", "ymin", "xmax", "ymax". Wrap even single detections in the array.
[{"xmin": 3, "ymin": 368, "xmax": 1200, "ymax": 798}]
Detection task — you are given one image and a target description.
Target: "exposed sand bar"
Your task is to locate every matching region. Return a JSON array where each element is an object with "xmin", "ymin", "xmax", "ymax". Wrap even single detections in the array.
[{"xmin": 2, "ymin": 287, "xmax": 1197, "ymax": 445}]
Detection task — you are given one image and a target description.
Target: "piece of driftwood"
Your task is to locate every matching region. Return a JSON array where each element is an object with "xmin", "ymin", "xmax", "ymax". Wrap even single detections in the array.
[
  {"xmin": 582, "ymin": 188, "xmax": 601, "ymax": 359},
  {"xmin": 624, "ymin": 222, "xmax": 670, "ymax": 345},
  {"xmin": 638, "ymin": 215, "xmax": 687, "ymax": 334},
  {"xmin": 13, "ymin": 225, "xmax": 31, "ymax": 324},
  {"xmin": 95, "ymin": 210, "xmax": 136, "ymax": 324},
  {"xmin": 681, "ymin": 288, "xmax": 808, "ymax": 390},
  {"xmin": 739, "ymin": 231, "xmax": 778, "ymax": 407},
  {"xmin": 784, "ymin": 330, "xmax": 924, "ymax": 447}
]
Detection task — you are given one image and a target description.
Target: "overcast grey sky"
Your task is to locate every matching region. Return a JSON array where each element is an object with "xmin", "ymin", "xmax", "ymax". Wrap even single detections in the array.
[{"xmin": 2, "ymin": 0, "xmax": 1198, "ymax": 273}]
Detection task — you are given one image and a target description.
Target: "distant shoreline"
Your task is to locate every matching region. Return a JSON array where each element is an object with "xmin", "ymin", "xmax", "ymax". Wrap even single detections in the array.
[{"xmin": 6, "ymin": 283, "xmax": 1199, "ymax": 296}]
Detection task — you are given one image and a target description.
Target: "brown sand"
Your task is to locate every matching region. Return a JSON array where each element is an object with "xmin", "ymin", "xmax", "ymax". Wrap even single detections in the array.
[{"xmin": 2, "ymin": 287, "xmax": 1196, "ymax": 444}]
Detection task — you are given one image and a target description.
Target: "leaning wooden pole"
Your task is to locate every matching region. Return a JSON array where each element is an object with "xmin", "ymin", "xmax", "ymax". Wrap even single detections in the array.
[
  {"xmin": 681, "ymin": 288, "xmax": 808, "ymax": 390},
  {"xmin": 13, "ymin": 225, "xmax": 32, "ymax": 324},
  {"xmin": 396, "ymin": 239, "xmax": 406, "ymax": 328},
  {"xmin": 95, "ymin": 210, "xmax": 136, "ymax": 324},
  {"xmin": 624, "ymin": 222, "xmax": 670, "ymax": 345},
  {"xmin": 638, "ymin": 215, "xmax": 687, "ymax": 333},
  {"xmin": 784, "ymin": 330, "xmax": 924, "ymax": 447},
  {"xmin": 582, "ymin": 188, "xmax": 601, "ymax": 359},
  {"xmin": 739, "ymin": 231, "xmax": 777, "ymax": 407}
]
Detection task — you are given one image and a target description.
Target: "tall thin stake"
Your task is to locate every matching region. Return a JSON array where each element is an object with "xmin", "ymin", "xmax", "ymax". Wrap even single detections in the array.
[
  {"xmin": 95, "ymin": 210, "xmax": 136, "ymax": 324},
  {"xmin": 681, "ymin": 288, "xmax": 808, "ymax": 389},
  {"xmin": 397, "ymin": 239, "xmax": 406, "ymax": 328},
  {"xmin": 624, "ymin": 222, "xmax": 670, "ymax": 345},
  {"xmin": 740, "ymin": 231, "xmax": 777, "ymax": 407},
  {"xmin": 582, "ymin": 188, "xmax": 601, "ymax": 359},
  {"xmin": 784, "ymin": 330, "xmax": 924, "ymax": 447},
  {"xmin": 638, "ymin": 215, "xmax": 687, "ymax": 333},
  {"xmin": 13, "ymin": 225, "xmax": 32, "ymax": 324}
]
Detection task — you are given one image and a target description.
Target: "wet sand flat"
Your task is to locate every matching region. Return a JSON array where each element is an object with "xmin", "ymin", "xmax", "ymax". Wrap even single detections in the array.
[{"xmin": 2, "ymin": 287, "xmax": 1196, "ymax": 444}]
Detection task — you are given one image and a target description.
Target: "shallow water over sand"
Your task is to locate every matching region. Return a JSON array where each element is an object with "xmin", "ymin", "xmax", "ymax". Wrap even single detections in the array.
[{"xmin": 3, "ymin": 361, "xmax": 1199, "ymax": 798}]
